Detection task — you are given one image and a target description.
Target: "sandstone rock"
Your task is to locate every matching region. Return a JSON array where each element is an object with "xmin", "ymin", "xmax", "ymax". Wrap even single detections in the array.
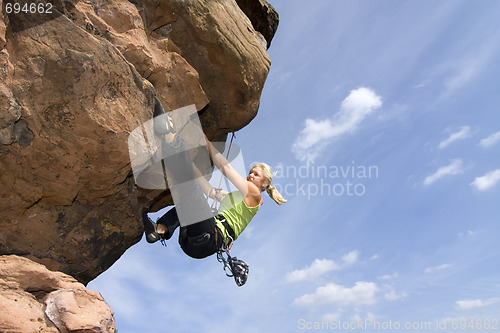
[
  {"xmin": 0, "ymin": 255, "xmax": 114, "ymax": 333},
  {"xmin": 143, "ymin": 0, "xmax": 273, "ymax": 138},
  {"xmin": 1, "ymin": 5, "xmax": 153, "ymax": 283},
  {"xmin": 0, "ymin": 0, "xmax": 278, "ymax": 285},
  {"xmin": 236, "ymin": 0, "xmax": 280, "ymax": 49}
]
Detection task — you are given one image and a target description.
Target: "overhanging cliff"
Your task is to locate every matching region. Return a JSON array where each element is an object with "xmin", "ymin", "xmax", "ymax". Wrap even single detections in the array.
[{"xmin": 0, "ymin": 0, "xmax": 278, "ymax": 290}]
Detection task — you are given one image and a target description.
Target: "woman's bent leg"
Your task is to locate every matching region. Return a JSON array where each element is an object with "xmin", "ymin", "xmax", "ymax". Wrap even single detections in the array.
[{"xmin": 156, "ymin": 207, "xmax": 181, "ymax": 240}]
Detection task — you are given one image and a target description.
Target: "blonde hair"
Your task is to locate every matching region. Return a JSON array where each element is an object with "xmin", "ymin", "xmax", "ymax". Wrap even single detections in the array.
[{"xmin": 250, "ymin": 163, "xmax": 287, "ymax": 205}]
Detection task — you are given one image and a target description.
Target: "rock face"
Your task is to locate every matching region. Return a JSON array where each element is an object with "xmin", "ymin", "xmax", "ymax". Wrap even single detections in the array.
[
  {"xmin": 236, "ymin": 0, "xmax": 279, "ymax": 48},
  {"xmin": 0, "ymin": 255, "xmax": 115, "ymax": 333},
  {"xmin": 0, "ymin": 0, "xmax": 277, "ymax": 286}
]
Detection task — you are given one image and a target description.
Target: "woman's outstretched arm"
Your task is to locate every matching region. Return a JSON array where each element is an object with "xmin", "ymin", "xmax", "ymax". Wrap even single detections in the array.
[
  {"xmin": 204, "ymin": 137, "xmax": 248, "ymax": 194},
  {"xmin": 204, "ymin": 136, "xmax": 262, "ymax": 207}
]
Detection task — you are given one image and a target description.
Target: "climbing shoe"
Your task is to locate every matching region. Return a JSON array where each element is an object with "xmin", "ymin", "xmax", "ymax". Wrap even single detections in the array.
[
  {"xmin": 142, "ymin": 212, "xmax": 160, "ymax": 244},
  {"xmin": 153, "ymin": 96, "xmax": 175, "ymax": 135}
]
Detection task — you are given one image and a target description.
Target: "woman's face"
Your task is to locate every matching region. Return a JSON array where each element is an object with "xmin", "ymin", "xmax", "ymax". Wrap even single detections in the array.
[{"xmin": 247, "ymin": 166, "xmax": 269, "ymax": 191}]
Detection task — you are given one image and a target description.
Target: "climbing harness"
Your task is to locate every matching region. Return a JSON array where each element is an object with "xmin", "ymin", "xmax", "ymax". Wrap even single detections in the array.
[{"xmin": 214, "ymin": 212, "xmax": 250, "ymax": 287}]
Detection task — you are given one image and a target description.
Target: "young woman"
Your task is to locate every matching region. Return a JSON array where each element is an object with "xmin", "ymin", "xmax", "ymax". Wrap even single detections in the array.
[{"xmin": 142, "ymin": 97, "xmax": 286, "ymax": 261}]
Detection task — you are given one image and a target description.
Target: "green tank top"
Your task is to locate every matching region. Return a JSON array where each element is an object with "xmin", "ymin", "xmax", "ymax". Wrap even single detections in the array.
[{"xmin": 216, "ymin": 191, "xmax": 260, "ymax": 241}]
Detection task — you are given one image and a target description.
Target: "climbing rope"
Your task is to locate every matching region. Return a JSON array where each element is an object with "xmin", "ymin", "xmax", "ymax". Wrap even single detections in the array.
[
  {"xmin": 210, "ymin": 132, "xmax": 236, "ymax": 211},
  {"xmin": 209, "ymin": 132, "xmax": 250, "ymax": 286}
]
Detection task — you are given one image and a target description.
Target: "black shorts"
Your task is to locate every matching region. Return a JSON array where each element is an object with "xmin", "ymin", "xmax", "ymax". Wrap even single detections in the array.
[{"xmin": 179, "ymin": 223, "xmax": 226, "ymax": 259}]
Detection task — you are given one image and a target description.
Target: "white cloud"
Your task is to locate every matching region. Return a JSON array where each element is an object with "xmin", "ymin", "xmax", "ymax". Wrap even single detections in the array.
[
  {"xmin": 424, "ymin": 264, "xmax": 452, "ymax": 273},
  {"xmin": 444, "ymin": 63, "xmax": 479, "ymax": 97},
  {"xmin": 351, "ymin": 313, "xmax": 362, "ymax": 322},
  {"xmin": 438, "ymin": 126, "xmax": 471, "ymax": 149},
  {"xmin": 341, "ymin": 250, "xmax": 359, "ymax": 266},
  {"xmin": 292, "ymin": 87, "xmax": 382, "ymax": 162},
  {"xmin": 242, "ymin": 225, "xmax": 255, "ymax": 239},
  {"xmin": 293, "ymin": 282, "xmax": 378, "ymax": 307},
  {"xmin": 470, "ymin": 169, "xmax": 500, "ymax": 191},
  {"xmin": 456, "ymin": 298, "xmax": 500, "ymax": 310},
  {"xmin": 286, "ymin": 251, "xmax": 360, "ymax": 283},
  {"xmin": 384, "ymin": 289, "xmax": 408, "ymax": 301},
  {"xmin": 423, "ymin": 159, "xmax": 464, "ymax": 186},
  {"xmin": 458, "ymin": 230, "xmax": 479, "ymax": 238},
  {"xmin": 478, "ymin": 131, "xmax": 500, "ymax": 148},
  {"xmin": 286, "ymin": 259, "xmax": 341, "ymax": 283},
  {"xmin": 440, "ymin": 34, "xmax": 498, "ymax": 99},
  {"xmin": 378, "ymin": 273, "xmax": 398, "ymax": 280},
  {"xmin": 322, "ymin": 312, "xmax": 343, "ymax": 322}
]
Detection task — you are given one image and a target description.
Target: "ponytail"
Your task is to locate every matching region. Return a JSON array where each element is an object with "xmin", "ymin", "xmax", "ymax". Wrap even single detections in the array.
[
  {"xmin": 251, "ymin": 162, "xmax": 287, "ymax": 205},
  {"xmin": 266, "ymin": 185, "xmax": 287, "ymax": 205}
]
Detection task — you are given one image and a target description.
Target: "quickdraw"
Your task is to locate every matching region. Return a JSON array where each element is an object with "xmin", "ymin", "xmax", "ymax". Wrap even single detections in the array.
[
  {"xmin": 216, "ymin": 242, "xmax": 249, "ymax": 287},
  {"xmin": 216, "ymin": 241, "xmax": 234, "ymax": 278}
]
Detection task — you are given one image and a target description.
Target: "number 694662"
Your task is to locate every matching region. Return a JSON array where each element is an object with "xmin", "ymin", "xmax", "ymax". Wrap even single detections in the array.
[{"xmin": 5, "ymin": 2, "xmax": 53, "ymax": 14}]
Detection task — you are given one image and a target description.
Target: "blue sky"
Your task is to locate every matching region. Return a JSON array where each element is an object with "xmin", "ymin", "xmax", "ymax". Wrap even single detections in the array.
[{"xmin": 88, "ymin": 1, "xmax": 500, "ymax": 331}]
